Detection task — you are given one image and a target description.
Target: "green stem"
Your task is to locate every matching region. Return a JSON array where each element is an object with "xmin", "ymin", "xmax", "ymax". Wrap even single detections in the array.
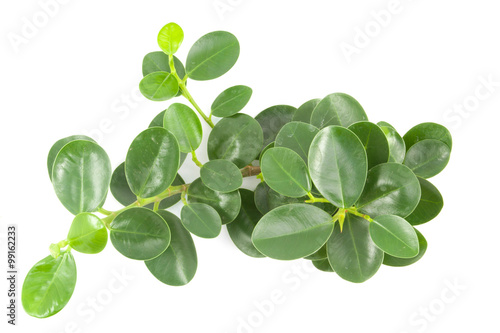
[
  {"xmin": 346, "ymin": 207, "xmax": 374, "ymax": 222},
  {"xmin": 191, "ymin": 150, "xmax": 204, "ymax": 168},
  {"xmin": 153, "ymin": 201, "xmax": 160, "ymax": 212},
  {"xmin": 305, "ymin": 192, "xmax": 330, "ymax": 203},
  {"xmin": 98, "ymin": 207, "xmax": 112, "ymax": 216}
]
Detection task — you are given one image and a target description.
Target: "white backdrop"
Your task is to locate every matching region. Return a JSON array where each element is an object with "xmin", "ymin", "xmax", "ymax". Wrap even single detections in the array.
[{"xmin": 1, "ymin": 0, "xmax": 499, "ymax": 332}]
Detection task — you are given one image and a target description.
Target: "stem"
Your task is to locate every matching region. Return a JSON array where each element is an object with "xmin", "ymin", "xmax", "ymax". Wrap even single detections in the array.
[
  {"xmin": 346, "ymin": 207, "xmax": 374, "ymax": 222},
  {"xmin": 153, "ymin": 201, "xmax": 160, "ymax": 212},
  {"xmin": 240, "ymin": 165, "xmax": 261, "ymax": 177},
  {"xmin": 191, "ymin": 150, "xmax": 204, "ymax": 168},
  {"xmin": 98, "ymin": 207, "xmax": 112, "ymax": 216},
  {"xmin": 305, "ymin": 192, "xmax": 330, "ymax": 203}
]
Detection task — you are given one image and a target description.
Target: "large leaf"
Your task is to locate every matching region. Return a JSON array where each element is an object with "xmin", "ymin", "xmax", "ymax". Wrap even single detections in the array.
[
  {"xmin": 52, "ymin": 140, "xmax": 111, "ymax": 215},
  {"xmin": 370, "ymin": 215, "xmax": 419, "ymax": 258},
  {"xmin": 200, "ymin": 159, "xmax": 242, "ymax": 193},
  {"xmin": 348, "ymin": 121, "xmax": 389, "ymax": 169},
  {"xmin": 157, "ymin": 22, "xmax": 183, "ymax": 55},
  {"xmin": 145, "ymin": 210, "xmax": 197, "ymax": 286},
  {"xmin": 252, "ymin": 204, "xmax": 334, "ymax": 260},
  {"xmin": 211, "ymin": 85, "xmax": 252, "ymax": 117},
  {"xmin": 377, "ymin": 121, "xmax": 406, "ymax": 163},
  {"xmin": 207, "ymin": 114, "xmax": 263, "ymax": 168},
  {"xmin": 163, "ymin": 103, "xmax": 202, "ymax": 153},
  {"xmin": 308, "ymin": 126, "xmax": 367, "ymax": 208},
  {"xmin": 275, "ymin": 121, "xmax": 319, "ymax": 163},
  {"xmin": 310, "ymin": 93, "xmax": 368, "ymax": 129},
  {"xmin": 139, "ymin": 71, "xmax": 179, "ymax": 101},
  {"xmin": 125, "ymin": 127, "xmax": 180, "ymax": 198},
  {"xmin": 403, "ymin": 139, "xmax": 451, "ymax": 179},
  {"xmin": 67, "ymin": 213, "xmax": 107, "ymax": 254},
  {"xmin": 110, "ymin": 207, "xmax": 171, "ymax": 260},
  {"xmin": 186, "ymin": 31, "xmax": 239, "ymax": 80},
  {"xmin": 181, "ymin": 203, "xmax": 222, "ymax": 238},
  {"xmin": 22, "ymin": 251, "xmax": 76, "ymax": 318},
  {"xmin": 383, "ymin": 228, "xmax": 427, "ymax": 266},
  {"xmin": 405, "ymin": 178, "xmax": 443, "ymax": 225},
  {"xmin": 356, "ymin": 163, "xmax": 421, "ymax": 218},
  {"xmin": 304, "ymin": 244, "xmax": 327, "ymax": 260},
  {"xmin": 403, "ymin": 122, "xmax": 452, "ymax": 150},
  {"xmin": 255, "ymin": 105, "xmax": 296, "ymax": 148},
  {"xmin": 47, "ymin": 135, "xmax": 95, "ymax": 181},
  {"xmin": 327, "ymin": 213, "xmax": 383, "ymax": 283},
  {"xmin": 292, "ymin": 99, "xmax": 320, "ymax": 123}
]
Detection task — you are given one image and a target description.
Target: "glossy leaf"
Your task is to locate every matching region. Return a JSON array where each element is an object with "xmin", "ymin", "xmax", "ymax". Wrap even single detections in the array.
[
  {"xmin": 308, "ymin": 126, "xmax": 367, "ymax": 208},
  {"xmin": 211, "ymin": 85, "xmax": 252, "ymax": 117},
  {"xmin": 406, "ymin": 178, "xmax": 443, "ymax": 225},
  {"xmin": 370, "ymin": 215, "xmax": 419, "ymax": 258},
  {"xmin": 255, "ymin": 105, "xmax": 296, "ymax": 148},
  {"xmin": 52, "ymin": 140, "xmax": 111, "ymax": 215},
  {"xmin": 403, "ymin": 139, "xmax": 451, "ymax": 179},
  {"xmin": 275, "ymin": 121, "xmax": 319, "ymax": 163},
  {"xmin": 356, "ymin": 163, "xmax": 421, "ymax": 218},
  {"xmin": 47, "ymin": 135, "xmax": 95, "ymax": 181},
  {"xmin": 157, "ymin": 22, "xmax": 183, "ymax": 55},
  {"xmin": 292, "ymin": 99, "xmax": 320, "ymax": 123},
  {"xmin": 252, "ymin": 204, "xmax": 334, "ymax": 260},
  {"xmin": 145, "ymin": 210, "xmax": 197, "ymax": 286},
  {"xmin": 187, "ymin": 178, "xmax": 241, "ymax": 224},
  {"xmin": 22, "ymin": 251, "xmax": 76, "ymax": 318},
  {"xmin": 310, "ymin": 93, "xmax": 368, "ymax": 129},
  {"xmin": 163, "ymin": 103, "xmax": 202, "ymax": 153},
  {"xmin": 142, "ymin": 52, "xmax": 186, "ymax": 78},
  {"xmin": 312, "ymin": 258, "xmax": 334, "ymax": 272},
  {"xmin": 348, "ymin": 121, "xmax": 389, "ymax": 169},
  {"xmin": 149, "ymin": 110, "xmax": 187, "ymax": 165},
  {"xmin": 207, "ymin": 114, "xmax": 263, "ymax": 168},
  {"xmin": 125, "ymin": 127, "xmax": 180, "ymax": 198},
  {"xmin": 139, "ymin": 71, "xmax": 179, "ymax": 101},
  {"xmin": 261, "ymin": 147, "xmax": 311, "ymax": 197},
  {"xmin": 304, "ymin": 244, "xmax": 327, "ymax": 260},
  {"xmin": 110, "ymin": 207, "xmax": 171, "ymax": 260},
  {"xmin": 181, "ymin": 203, "xmax": 222, "ymax": 239},
  {"xmin": 403, "ymin": 122, "xmax": 452, "ymax": 150},
  {"xmin": 383, "ymin": 228, "xmax": 427, "ymax": 266},
  {"xmin": 67, "ymin": 213, "xmax": 107, "ymax": 254},
  {"xmin": 200, "ymin": 159, "xmax": 243, "ymax": 193},
  {"xmin": 378, "ymin": 121, "xmax": 406, "ymax": 163},
  {"xmin": 186, "ymin": 31, "xmax": 239, "ymax": 80},
  {"xmin": 327, "ymin": 213, "xmax": 383, "ymax": 283}
]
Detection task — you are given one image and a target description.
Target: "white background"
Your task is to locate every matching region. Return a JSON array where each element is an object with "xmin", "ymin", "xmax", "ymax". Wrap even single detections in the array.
[{"xmin": 1, "ymin": 0, "xmax": 499, "ymax": 332}]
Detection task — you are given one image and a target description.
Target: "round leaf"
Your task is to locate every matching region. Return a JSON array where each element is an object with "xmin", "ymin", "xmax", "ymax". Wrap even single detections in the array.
[
  {"xmin": 181, "ymin": 203, "xmax": 222, "ymax": 239},
  {"xmin": 292, "ymin": 99, "xmax": 320, "ymax": 123},
  {"xmin": 405, "ymin": 178, "xmax": 443, "ymax": 225},
  {"xmin": 259, "ymin": 142, "xmax": 275, "ymax": 164},
  {"xmin": 312, "ymin": 258, "xmax": 334, "ymax": 272},
  {"xmin": 370, "ymin": 215, "xmax": 419, "ymax": 258},
  {"xmin": 139, "ymin": 71, "xmax": 179, "ymax": 101},
  {"xmin": 348, "ymin": 121, "xmax": 390, "ymax": 169},
  {"xmin": 403, "ymin": 122, "xmax": 452, "ymax": 150},
  {"xmin": 52, "ymin": 140, "xmax": 111, "ymax": 215},
  {"xmin": 163, "ymin": 103, "xmax": 202, "ymax": 153},
  {"xmin": 275, "ymin": 121, "xmax": 319, "ymax": 163},
  {"xmin": 47, "ymin": 135, "xmax": 95, "ymax": 181},
  {"xmin": 310, "ymin": 93, "xmax": 368, "ymax": 129},
  {"xmin": 142, "ymin": 52, "xmax": 186, "ymax": 78},
  {"xmin": 403, "ymin": 139, "xmax": 451, "ymax": 179},
  {"xmin": 255, "ymin": 105, "xmax": 296, "ymax": 148},
  {"xmin": 383, "ymin": 228, "xmax": 427, "ymax": 266},
  {"xmin": 252, "ymin": 204, "xmax": 334, "ymax": 260},
  {"xmin": 157, "ymin": 22, "xmax": 183, "ymax": 55},
  {"xmin": 149, "ymin": 110, "xmax": 187, "ymax": 165},
  {"xmin": 308, "ymin": 126, "xmax": 367, "ymax": 208},
  {"xmin": 200, "ymin": 159, "xmax": 243, "ymax": 193},
  {"xmin": 186, "ymin": 31, "xmax": 239, "ymax": 80},
  {"xmin": 110, "ymin": 207, "xmax": 171, "ymax": 260},
  {"xmin": 67, "ymin": 213, "xmax": 107, "ymax": 254},
  {"xmin": 378, "ymin": 121, "xmax": 406, "ymax": 163},
  {"xmin": 211, "ymin": 85, "xmax": 252, "ymax": 117}
]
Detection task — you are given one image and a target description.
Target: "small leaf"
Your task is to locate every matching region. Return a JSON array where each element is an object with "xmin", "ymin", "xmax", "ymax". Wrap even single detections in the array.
[
  {"xmin": 255, "ymin": 105, "xmax": 296, "ymax": 148},
  {"xmin": 142, "ymin": 52, "xmax": 186, "ymax": 78},
  {"xmin": 370, "ymin": 215, "xmax": 419, "ymax": 258},
  {"xmin": 348, "ymin": 121, "xmax": 390, "ymax": 169},
  {"xmin": 110, "ymin": 207, "xmax": 171, "ymax": 260},
  {"xmin": 211, "ymin": 85, "xmax": 252, "ymax": 117},
  {"xmin": 67, "ymin": 213, "xmax": 107, "ymax": 254},
  {"xmin": 139, "ymin": 71, "xmax": 179, "ymax": 101},
  {"xmin": 292, "ymin": 99, "xmax": 320, "ymax": 123},
  {"xmin": 310, "ymin": 93, "xmax": 368, "ymax": 129},
  {"xmin": 163, "ymin": 103, "xmax": 202, "ymax": 153},
  {"xmin": 403, "ymin": 139, "xmax": 451, "ymax": 179},
  {"xmin": 181, "ymin": 203, "xmax": 222, "ymax": 239},
  {"xmin": 383, "ymin": 228, "xmax": 427, "ymax": 266},
  {"xmin": 200, "ymin": 159, "xmax": 243, "ymax": 193},
  {"xmin": 157, "ymin": 22, "xmax": 183, "ymax": 55},
  {"xmin": 405, "ymin": 178, "xmax": 443, "ymax": 225},
  {"xmin": 275, "ymin": 121, "xmax": 319, "ymax": 163},
  {"xmin": 47, "ymin": 135, "xmax": 95, "ymax": 181},
  {"xmin": 403, "ymin": 122, "xmax": 452, "ymax": 150},
  {"xmin": 377, "ymin": 121, "xmax": 406, "ymax": 163},
  {"xmin": 312, "ymin": 258, "xmax": 334, "ymax": 272}
]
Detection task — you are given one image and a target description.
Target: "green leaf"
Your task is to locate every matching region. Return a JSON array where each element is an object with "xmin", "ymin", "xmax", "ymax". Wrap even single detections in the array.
[
  {"xmin": 67, "ymin": 213, "xmax": 107, "ymax": 254},
  {"xmin": 22, "ymin": 251, "xmax": 76, "ymax": 318},
  {"xmin": 157, "ymin": 22, "xmax": 183, "ymax": 55},
  {"xmin": 255, "ymin": 105, "xmax": 296, "ymax": 148},
  {"xmin": 207, "ymin": 114, "xmax": 263, "ymax": 168},
  {"xmin": 403, "ymin": 139, "xmax": 451, "ymax": 179},
  {"xmin": 405, "ymin": 178, "xmax": 443, "ymax": 225},
  {"xmin": 310, "ymin": 93, "xmax": 368, "ymax": 129},
  {"xmin": 370, "ymin": 215, "xmax": 419, "ymax": 258},
  {"xmin": 47, "ymin": 135, "xmax": 96, "ymax": 181},
  {"xmin": 377, "ymin": 121, "xmax": 406, "ymax": 163},
  {"xmin": 312, "ymin": 258, "xmax": 334, "ymax": 272},
  {"xmin": 187, "ymin": 178, "xmax": 241, "ymax": 224},
  {"xmin": 252, "ymin": 204, "xmax": 334, "ymax": 260},
  {"xmin": 275, "ymin": 121, "xmax": 319, "ymax": 163},
  {"xmin": 200, "ymin": 159, "xmax": 243, "ymax": 193},
  {"xmin": 292, "ymin": 99, "xmax": 320, "ymax": 123},
  {"xmin": 181, "ymin": 203, "xmax": 222, "ymax": 239},
  {"xmin": 308, "ymin": 126, "xmax": 367, "ymax": 208},
  {"xmin": 145, "ymin": 210, "xmax": 197, "ymax": 286},
  {"xmin": 261, "ymin": 147, "xmax": 311, "ymax": 197},
  {"xmin": 186, "ymin": 31, "xmax": 239, "ymax": 80},
  {"xmin": 149, "ymin": 110, "xmax": 187, "ymax": 165},
  {"xmin": 110, "ymin": 207, "xmax": 171, "ymax": 260},
  {"xmin": 304, "ymin": 244, "xmax": 327, "ymax": 260},
  {"xmin": 139, "ymin": 71, "xmax": 179, "ymax": 101},
  {"xmin": 227, "ymin": 189, "xmax": 265, "ymax": 258},
  {"xmin": 211, "ymin": 85, "xmax": 252, "ymax": 117},
  {"xmin": 125, "ymin": 127, "xmax": 180, "ymax": 198},
  {"xmin": 163, "ymin": 103, "xmax": 202, "ymax": 153},
  {"xmin": 403, "ymin": 122, "xmax": 452, "ymax": 150},
  {"xmin": 327, "ymin": 213, "xmax": 383, "ymax": 283},
  {"xmin": 383, "ymin": 228, "xmax": 427, "ymax": 266},
  {"xmin": 52, "ymin": 140, "xmax": 111, "ymax": 215},
  {"xmin": 348, "ymin": 121, "xmax": 389, "ymax": 169},
  {"xmin": 142, "ymin": 52, "xmax": 186, "ymax": 78},
  {"xmin": 259, "ymin": 142, "xmax": 275, "ymax": 164},
  {"xmin": 356, "ymin": 163, "xmax": 421, "ymax": 218}
]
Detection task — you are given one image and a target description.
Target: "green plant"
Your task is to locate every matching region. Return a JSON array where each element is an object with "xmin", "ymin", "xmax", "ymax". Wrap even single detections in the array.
[{"xmin": 22, "ymin": 22, "xmax": 452, "ymax": 318}]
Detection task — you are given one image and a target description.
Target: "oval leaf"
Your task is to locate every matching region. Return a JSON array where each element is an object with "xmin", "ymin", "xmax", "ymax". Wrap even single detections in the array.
[
  {"xmin": 139, "ymin": 71, "xmax": 179, "ymax": 101},
  {"xmin": 383, "ymin": 228, "xmax": 427, "ymax": 266},
  {"xmin": 403, "ymin": 139, "xmax": 451, "ymax": 179},
  {"xmin": 405, "ymin": 177, "xmax": 443, "ymax": 225},
  {"xmin": 370, "ymin": 215, "xmax": 419, "ymax": 258},
  {"xmin": 142, "ymin": 52, "xmax": 186, "ymax": 78},
  {"xmin": 403, "ymin": 122, "xmax": 452, "ymax": 150},
  {"xmin": 67, "ymin": 213, "xmax": 107, "ymax": 254},
  {"xmin": 163, "ymin": 103, "xmax": 202, "ymax": 153},
  {"xmin": 200, "ymin": 159, "xmax": 243, "ymax": 193},
  {"xmin": 47, "ymin": 135, "xmax": 96, "ymax": 181},
  {"xmin": 157, "ymin": 22, "xmax": 183, "ymax": 55},
  {"xmin": 378, "ymin": 121, "xmax": 406, "ymax": 163},
  {"xmin": 348, "ymin": 121, "xmax": 390, "ymax": 169},
  {"xmin": 181, "ymin": 203, "xmax": 222, "ymax": 239},
  {"xmin": 292, "ymin": 99, "xmax": 320, "ymax": 123},
  {"xmin": 255, "ymin": 105, "xmax": 296, "ymax": 148},
  {"xmin": 310, "ymin": 93, "xmax": 368, "ymax": 129},
  {"xmin": 275, "ymin": 121, "xmax": 319, "ymax": 163},
  {"xmin": 211, "ymin": 85, "xmax": 252, "ymax": 117}
]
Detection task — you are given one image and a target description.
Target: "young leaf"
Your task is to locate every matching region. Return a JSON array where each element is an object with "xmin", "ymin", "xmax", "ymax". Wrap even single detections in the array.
[
  {"xmin": 47, "ymin": 135, "xmax": 96, "ymax": 181},
  {"xmin": 275, "ymin": 121, "xmax": 319, "ymax": 163},
  {"xmin": 200, "ymin": 159, "xmax": 243, "ymax": 193},
  {"xmin": 252, "ymin": 204, "xmax": 334, "ymax": 260},
  {"xmin": 292, "ymin": 99, "xmax": 320, "ymax": 123},
  {"xmin": 157, "ymin": 22, "xmax": 183, "ymax": 55},
  {"xmin": 383, "ymin": 228, "xmax": 427, "ymax": 266},
  {"xmin": 348, "ymin": 121, "xmax": 390, "ymax": 169},
  {"xmin": 181, "ymin": 203, "xmax": 222, "ymax": 239},
  {"xmin": 255, "ymin": 105, "xmax": 296, "ymax": 148},
  {"xmin": 405, "ymin": 178, "xmax": 443, "ymax": 225},
  {"xmin": 163, "ymin": 103, "xmax": 202, "ymax": 153},
  {"xmin": 403, "ymin": 139, "xmax": 451, "ymax": 179},
  {"xmin": 369, "ymin": 215, "xmax": 419, "ymax": 258},
  {"xmin": 211, "ymin": 85, "xmax": 252, "ymax": 117},
  {"xmin": 310, "ymin": 93, "xmax": 368, "ymax": 129},
  {"xmin": 67, "ymin": 213, "xmax": 107, "ymax": 254},
  {"xmin": 377, "ymin": 121, "xmax": 406, "ymax": 164},
  {"xmin": 403, "ymin": 122, "xmax": 452, "ymax": 150},
  {"xmin": 139, "ymin": 71, "xmax": 179, "ymax": 101}
]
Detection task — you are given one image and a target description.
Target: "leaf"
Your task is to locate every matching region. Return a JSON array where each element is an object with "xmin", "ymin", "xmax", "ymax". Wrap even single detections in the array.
[
  {"xmin": 252, "ymin": 204, "xmax": 334, "ymax": 260},
  {"xmin": 142, "ymin": 52, "xmax": 186, "ymax": 78},
  {"xmin": 312, "ymin": 258, "xmax": 334, "ymax": 272},
  {"xmin": 377, "ymin": 121, "xmax": 406, "ymax": 163},
  {"xmin": 67, "ymin": 213, "xmax": 107, "ymax": 254},
  {"xmin": 259, "ymin": 142, "xmax": 275, "ymax": 164},
  {"xmin": 383, "ymin": 228, "xmax": 427, "ymax": 266},
  {"xmin": 405, "ymin": 177, "xmax": 443, "ymax": 225},
  {"xmin": 187, "ymin": 178, "xmax": 241, "ymax": 224},
  {"xmin": 163, "ymin": 103, "xmax": 202, "ymax": 153},
  {"xmin": 157, "ymin": 22, "xmax": 183, "ymax": 55},
  {"xmin": 227, "ymin": 189, "xmax": 265, "ymax": 258},
  {"xmin": 110, "ymin": 207, "xmax": 171, "ymax": 260},
  {"xmin": 275, "ymin": 121, "xmax": 319, "ymax": 163},
  {"xmin": 308, "ymin": 126, "xmax": 367, "ymax": 208},
  {"xmin": 292, "ymin": 99, "xmax": 320, "ymax": 123},
  {"xmin": 310, "ymin": 93, "xmax": 368, "ymax": 129},
  {"xmin": 255, "ymin": 105, "xmax": 296, "ymax": 148},
  {"xmin": 125, "ymin": 127, "xmax": 180, "ymax": 198},
  {"xmin": 356, "ymin": 163, "xmax": 421, "ymax": 218},
  {"xmin": 304, "ymin": 244, "xmax": 327, "ymax": 260},
  {"xmin": 52, "ymin": 140, "xmax": 111, "ymax": 215},
  {"xmin": 149, "ymin": 110, "xmax": 187, "ymax": 165},
  {"xmin": 145, "ymin": 210, "xmax": 197, "ymax": 286},
  {"xmin": 211, "ymin": 85, "xmax": 252, "ymax": 117},
  {"xmin": 327, "ymin": 213, "xmax": 383, "ymax": 283},
  {"xmin": 22, "ymin": 251, "xmax": 76, "ymax": 318},
  {"xmin": 186, "ymin": 31, "xmax": 239, "ymax": 80},
  {"xmin": 47, "ymin": 135, "xmax": 95, "ymax": 181},
  {"xmin": 348, "ymin": 121, "xmax": 390, "ymax": 169},
  {"xmin": 403, "ymin": 139, "xmax": 451, "ymax": 179},
  {"xmin": 403, "ymin": 122, "xmax": 452, "ymax": 150},
  {"xmin": 181, "ymin": 203, "xmax": 222, "ymax": 239},
  {"xmin": 200, "ymin": 159, "xmax": 243, "ymax": 193},
  {"xmin": 139, "ymin": 71, "xmax": 179, "ymax": 101},
  {"xmin": 370, "ymin": 215, "xmax": 419, "ymax": 258},
  {"xmin": 261, "ymin": 147, "xmax": 311, "ymax": 197},
  {"xmin": 207, "ymin": 114, "xmax": 263, "ymax": 168}
]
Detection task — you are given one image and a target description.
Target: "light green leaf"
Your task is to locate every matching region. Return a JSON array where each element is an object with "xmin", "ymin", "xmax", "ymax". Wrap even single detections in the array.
[
  {"xmin": 211, "ymin": 85, "xmax": 252, "ymax": 117},
  {"xmin": 139, "ymin": 71, "xmax": 179, "ymax": 101},
  {"xmin": 47, "ymin": 135, "xmax": 95, "ymax": 181},
  {"xmin": 163, "ymin": 103, "xmax": 202, "ymax": 153},
  {"xmin": 67, "ymin": 213, "xmax": 107, "ymax": 254},
  {"xmin": 200, "ymin": 159, "xmax": 243, "ymax": 193},
  {"xmin": 370, "ymin": 215, "xmax": 419, "ymax": 258},
  {"xmin": 181, "ymin": 203, "xmax": 222, "ymax": 239},
  {"xmin": 157, "ymin": 22, "xmax": 183, "ymax": 55}
]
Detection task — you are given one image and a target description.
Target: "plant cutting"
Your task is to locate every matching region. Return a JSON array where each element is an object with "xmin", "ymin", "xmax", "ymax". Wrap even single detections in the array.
[{"xmin": 22, "ymin": 22, "xmax": 452, "ymax": 318}]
